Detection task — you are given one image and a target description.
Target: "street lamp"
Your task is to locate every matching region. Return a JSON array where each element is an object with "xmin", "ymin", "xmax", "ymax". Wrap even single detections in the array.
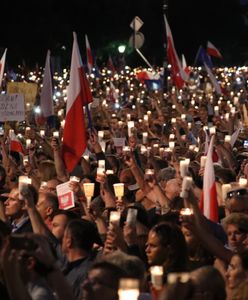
[{"xmin": 118, "ymin": 45, "xmax": 126, "ymax": 54}]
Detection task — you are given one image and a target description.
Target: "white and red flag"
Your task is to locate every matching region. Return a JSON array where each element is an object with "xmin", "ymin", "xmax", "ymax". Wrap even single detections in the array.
[
  {"xmin": 40, "ymin": 50, "xmax": 54, "ymax": 118},
  {"xmin": 0, "ymin": 49, "xmax": 7, "ymax": 88},
  {"xmin": 182, "ymin": 54, "xmax": 190, "ymax": 76},
  {"xmin": 85, "ymin": 34, "xmax": 94, "ymax": 74},
  {"xmin": 62, "ymin": 32, "xmax": 93, "ymax": 172},
  {"xmin": 164, "ymin": 15, "xmax": 187, "ymax": 89},
  {"xmin": 200, "ymin": 135, "xmax": 219, "ymax": 222},
  {"xmin": 9, "ymin": 131, "xmax": 24, "ymax": 154},
  {"xmin": 207, "ymin": 41, "xmax": 223, "ymax": 58}
]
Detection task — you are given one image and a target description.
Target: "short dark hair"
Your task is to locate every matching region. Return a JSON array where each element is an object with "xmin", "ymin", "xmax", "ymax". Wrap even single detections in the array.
[
  {"xmin": 43, "ymin": 192, "xmax": 59, "ymax": 211},
  {"xmin": 66, "ymin": 219, "xmax": 102, "ymax": 251},
  {"xmin": 52, "ymin": 209, "xmax": 79, "ymax": 221}
]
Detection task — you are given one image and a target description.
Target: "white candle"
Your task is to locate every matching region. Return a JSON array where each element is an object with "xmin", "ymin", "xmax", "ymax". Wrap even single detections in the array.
[
  {"xmin": 61, "ymin": 120, "xmax": 65, "ymax": 128},
  {"xmin": 106, "ymin": 169, "xmax": 114, "ymax": 175},
  {"xmin": 179, "ymin": 159, "xmax": 190, "ymax": 177},
  {"xmin": 169, "ymin": 141, "xmax": 175, "ymax": 150},
  {"xmin": 98, "ymin": 160, "xmax": 105, "ymax": 170},
  {"xmin": 224, "ymin": 135, "xmax": 231, "ymax": 143},
  {"xmin": 180, "ymin": 208, "xmax": 193, "ymax": 215},
  {"xmin": 171, "ymin": 118, "xmax": 176, "ymax": 124},
  {"xmin": 118, "ymin": 279, "xmax": 139, "ymax": 300},
  {"xmin": 140, "ymin": 146, "xmax": 147, "ymax": 155},
  {"xmin": 127, "ymin": 114, "xmax": 131, "ymax": 121},
  {"xmin": 181, "ymin": 114, "xmax": 186, "ymax": 121},
  {"xmin": 144, "ymin": 169, "xmax": 155, "ymax": 182},
  {"xmin": 180, "ymin": 176, "xmax": 193, "ymax": 198},
  {"xmin": 113, "ymin": 183, "xmax": 124, "ymax": 199},
  {"xmin": 142, "ymin": 132, "xmax": 148, "ymax": 144},
  {"xmin": 147, "ymin": 110, "xmax": 152, "ymax": 116},
  {"xmin": 143, "ymin": 115, "xmax": 148, "ymax": 122},
  {"xmin": 239, "ymin": 178, "xmax": 247, "ymax": 187},
  {"xmin": 83, "ymin": 183, "xmax": 95, "ymax": 207},
  {"xmin": 200, "ymin": 156, "xmax": 207, "ymax": 168},
  {"xmin": 214, "ymin": 106, "xmax": 219, "ymax": 116},
  {"xmin": 150, "ymin": 266, "xmax": 164, "ymax": 289},
  {"xmin": 98, "ymin": 131, "xmax": 104, "ymax": 139},
  {"xmin": 19, "ymin": 175, "xmax": 32, "ymax": 192},
  {"xmin": 26, "ymin": 139, "xmax": 31, "ymax": 148},
  {"xmin": 69, "ymin": 176, "xmax": 80, "ymax": 182},
  {"xmin": 109, "ymin": 211, "xmax": 121, "ymax": 226},
  {"xmin": 225, "ymin": 113, "xmax": 230, "ymax": 121},
  {"xmin": 128, "ymin": 121, "xmax": 135, "ymax": 137},
  {"xmin": 40, "ymin": 130, "xmax": 45, "ymax": 137},
  {"xmin": 53, "ymin": 131, "xmax": 59, "ymax": 138},
  {"xmin": 169, "ymin": 134, "xmax": 175, "ymax": 140},
  {"xmin": 209, "ymin": 127, "xmax": 216, "ymax": 135},
  {"xmin": 97, "ymin": 167, "xmax": 105, "ymax": 176}
]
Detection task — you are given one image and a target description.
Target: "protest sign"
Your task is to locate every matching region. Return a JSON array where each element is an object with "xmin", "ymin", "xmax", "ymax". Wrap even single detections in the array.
[
  {"xmin": 56, "ymin": 181, "xmax": 75, "ymax": 210},
  {"xmin": 0, "ymin": 93, "xmax": 25, "ymax": 121}
]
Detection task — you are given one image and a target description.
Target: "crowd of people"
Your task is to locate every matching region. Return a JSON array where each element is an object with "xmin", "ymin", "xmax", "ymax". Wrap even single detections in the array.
[{"xmin": 0, "ymin": 61, "xmax": 248, "ymax": 300}]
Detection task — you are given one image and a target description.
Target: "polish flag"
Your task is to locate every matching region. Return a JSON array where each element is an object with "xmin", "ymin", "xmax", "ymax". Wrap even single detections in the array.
[
  {"xmin": 200, "ymin": 135, "xmax": 218, "ymax": 222},
  {"xmin": 40, "ymin": 50, "xmax": 54, "ymax": 118},
  {"xmin": 207, "ymin": 41, "xmax": 223, "ymax": 58},
  {"xmin": 9, "ymin": 131, "xmax": 25, "ymax": 154},
  {"xmin": 164, "ymin": 15, "xmax": 187, "ymax": 89},
  {"xmin": 0, "ymin": 49, "xmax": 7, "ymax": 88},
  {"xmin": 62, "ymin": 32, "xmax": 93, "ymax": 172},
  {"xmin": 85, "ymin": 34, "xmax": 94, "ymax": 74}
]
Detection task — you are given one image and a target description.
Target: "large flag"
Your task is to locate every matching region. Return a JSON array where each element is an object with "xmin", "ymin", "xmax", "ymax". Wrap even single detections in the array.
[
  {"xmin": 207, "ymin": 41, "xmax": 223, "ymax": 59},
  {"xmin": 40, "ymin": 50, "xmax": 54, "ymax": 118},
  {"xmin": 164, "ymin": 15, "xmax": 187, "ymax": 89},
  {"xmin": 0, "ymin": 49, "xmax": 7, "ymax": 88},
  {"xmin": 182, "ymin": 54, "xmax": 190, "ymax": 76},
  {"xmin": 62, "ymin": 32, "xmax": 93, "ymax": 172},
  {"xmin": 85, "ymin": 34, "xmax": 94, "ymax": 74},
  {"xmin": 200, "ymin": 135, "xmax": 218, "ymax": 222},
  {"xmin": 194, "ymin": 46, "xmax": 213, "ymax": 68},
  {"xmin": 9, "ymin": 131, "xmax": 24, "ymax": 154}
]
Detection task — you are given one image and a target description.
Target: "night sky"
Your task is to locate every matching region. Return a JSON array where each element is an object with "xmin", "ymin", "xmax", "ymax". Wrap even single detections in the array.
[{"xmin": 0, "ymin": 0, "xmax": 247, "ymax": 68}]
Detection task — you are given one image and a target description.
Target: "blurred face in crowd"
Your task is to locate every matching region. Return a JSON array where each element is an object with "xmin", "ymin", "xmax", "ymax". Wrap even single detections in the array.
[
  {"xmin": 4, "ymin": 188, "xmax": 24, "ymax": 219},
  {"xmin": 82, "ymin": 268, "xmax": 118, "ymax": 300},
  {"xmin": 181, "ymin": 226, "xmax": 198, "ymax": 251},
  {"xmin": 164, "ymin": 178, "xmax": 181, "ymax": 200},
  {"xmin": 36, "ymin": 193, "xmax": 51, "ymax": 220},
  {"xmin": 226, "ymin": 224, "xmax": 247, "ymax": 252},
  {"xmin": 226, "ymin": 255, "xmax": 247, "ymax": 289},
  {"xmin": 52, "ymin": 214, "xmax": 69, "ymax": 241},
  {"xmin": 145, "ymin": 230, "xmax": 168, "ymax": 265},
  {"xmin": 225, "ymin": 197, "xmax": 248, "ymax": 215}
]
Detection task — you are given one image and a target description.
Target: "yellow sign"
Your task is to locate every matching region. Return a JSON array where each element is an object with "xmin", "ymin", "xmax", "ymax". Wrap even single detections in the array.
[{"xmin": 7, "ymin": 82, "xmax": 38, "ymax": 106}]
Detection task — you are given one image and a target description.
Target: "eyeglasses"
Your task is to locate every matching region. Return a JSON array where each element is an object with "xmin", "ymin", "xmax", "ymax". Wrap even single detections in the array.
[{"xmin": 226, "ymin": 189, "xmax": 248, "ymax": 200}]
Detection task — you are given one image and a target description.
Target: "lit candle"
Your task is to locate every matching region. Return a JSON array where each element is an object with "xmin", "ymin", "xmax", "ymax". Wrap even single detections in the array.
[
  {"xmin": 97, "ymin": 167, "xmax": 105, "ymax": 176},
  {"xmin": 40, "ymin": 130, "xmax": 45, "ymax": 137},
  {"xmin": 26, "ymin": 139, "xmax": 31, "ymax": 148},
  {"xmin": 23, "ymin": 155, "xmax": 29, "ymax": 165},
  {"xmin": 69, "ymin": 176, "xmax": 80, "ymax": 182},
  {"xmin": 169, "ymin": 141, "xmax": 175, "ymax": 150},
  {"xmin": 180, "ymin": 208, "xmax": 193, "ymax": 215},
  {"xmin": 200, "ymin": 156, "xmax": 207, "ymax": 168},
  {"xmin": 106, "ymin": 169, "xmax": 114, "ymax": 175},
  {"xmin": 180, "ymin": 176, "xmax": 193, "ymax": 198},
  {"xmin": 144, "ymin": 169, "xmax": 155, "ymax": 182},
  {"xmin": 113, "ymin": 183, "xmax": 124, "ymax": 200},
  {"xmin": 209, "ymin": 126, "xmax": 216, "ymax": 135},
  {"xmin": 224, "ymin": 135, "xmax": 231, "ymax": 143},
  {"xmin": 179, "ymin": 159, "xmax": 190, "ymax": 177},
  {"xmin": 181, "ymin": 114, "xmax": 186, "ymax": 121},
  {"xmin": 61, "ymin": 120, "xmax": 65, "ymax": 128},
  {"xmin": 109, "ymin": 211, "xmax": 121, "ymax": 226},
  {"xmin": 171, "ymin": 118, "xmax": 176, "ymax": 124},
  {"xmin": 214, "ymin": 106, "xmax": 219, "ymax": 116},
  {"xmin": 150, "ymin": 266, "xmax": 164, "ymax": 289},
  {"xmin": 127, "ymin": 114, "xmax": 131, "ymax": 121},
  {"xmin": 143, "ymin": 115, "xmax": 148, "ymax": 122},
  {"xmin": 225, "ymin": 113, "xmax": 230, "ymax": 121},
  {"xmin": 239, "ymin": 178, "xmax": 247, "ymax": 187},
  {"xmin": 83, "ymin": 183, "xmax": 95, "ymax": 207},
  {"xmin": 142, "ymin": 132, "xmax": 148, "ymax": 144},
  {"xmin": 19, "ymin": 175, "xmax": 32, "ymax": 192},
  {"xmin": 118, "ymin": 278, "xmax": 139, "ymax": 300},
  {"xmin": 53, "ymin": 131, "xmax": 59, "ymax": 138},
  {"xmin": 98, "ymin": 160, "xmax": 105, "ymax": 170},
  {"xmin": 147, "ymin": 110, "xmax": 152, "ymax": 116},
  {"xmin": 169, "ymin": 134, "xmax": 175, "ymax": 140},
  {"xmin": 98, "ymin": 131, "xmax": 104, "ymax": 140},
  {"xmin": 128, "ymin": 121, "xmax": 135, "ymax": 137},
  {"xmin": 189, "ymin": 145, "xmax": 195, "ymax": 151}
]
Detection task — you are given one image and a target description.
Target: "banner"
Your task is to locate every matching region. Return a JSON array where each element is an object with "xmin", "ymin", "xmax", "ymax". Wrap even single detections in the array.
[
  {"xmin": 7, "ymin": 82, "xmax": 38, "ymax": 106},
  {"xmin": 0, "ymin": 94, "xmax": 25, "ymax": 121}
]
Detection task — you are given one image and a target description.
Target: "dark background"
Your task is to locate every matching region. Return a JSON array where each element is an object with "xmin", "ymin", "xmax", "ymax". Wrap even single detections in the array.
[{"xmin": 1, "ymin": 0, "xmax": 248, "ymax": 68}]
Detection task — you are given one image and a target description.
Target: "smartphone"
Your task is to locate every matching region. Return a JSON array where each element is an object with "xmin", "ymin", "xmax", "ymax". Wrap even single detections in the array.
[{"xmin": 9, "ymin": 234, "xmax": 37, "ymax": 251}]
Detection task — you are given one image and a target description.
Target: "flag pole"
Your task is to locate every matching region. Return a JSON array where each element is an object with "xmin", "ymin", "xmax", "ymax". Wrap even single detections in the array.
[{"xmin": 135, "ymin": 49, "xmax": 154, "ymax": 70}]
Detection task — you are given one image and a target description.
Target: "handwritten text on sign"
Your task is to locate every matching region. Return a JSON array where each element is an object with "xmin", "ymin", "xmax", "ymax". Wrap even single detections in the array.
[{"xmin": 0, "ymin": 94, "xmax": 25, "ymax": 121}]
